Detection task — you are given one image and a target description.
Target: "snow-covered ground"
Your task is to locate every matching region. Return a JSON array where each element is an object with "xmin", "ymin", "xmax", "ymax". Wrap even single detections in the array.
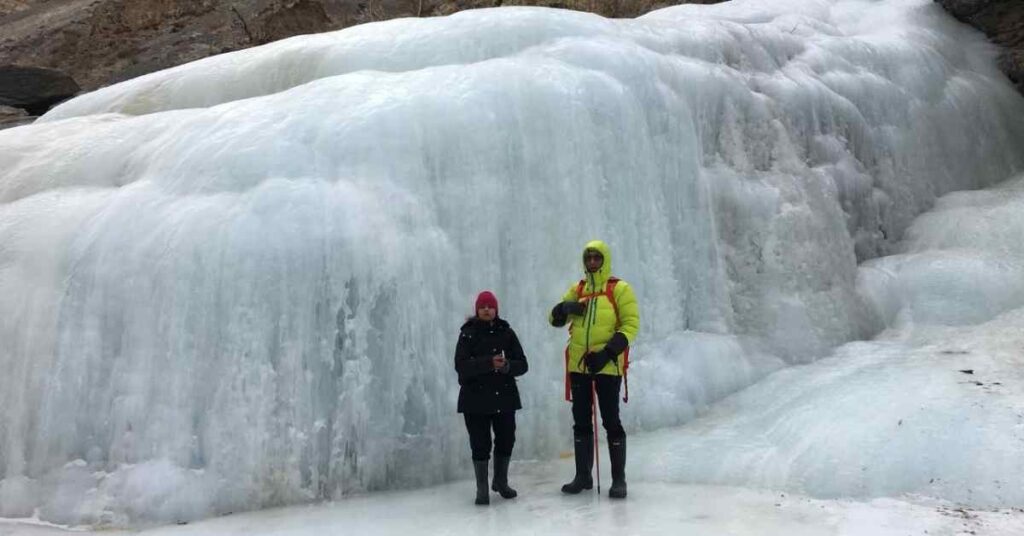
[{"xmin": 2, "ymin": 457, "xmax": 1023, "ymax": 535}]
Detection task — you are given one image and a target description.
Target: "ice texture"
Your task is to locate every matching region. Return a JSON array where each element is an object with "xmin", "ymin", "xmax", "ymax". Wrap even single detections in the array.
[{"xmin": 2, "ymin": 0, "xmax": 1024, "ymax": 525}]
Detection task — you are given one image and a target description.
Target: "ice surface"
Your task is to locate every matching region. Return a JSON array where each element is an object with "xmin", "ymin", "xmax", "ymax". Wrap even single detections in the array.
[
  {"xmin": 632, "ymin": 310, "xmax": 1024, "ymax": 507},
  {"xmin": 860, "ymin": 176, "xmax": 1024, "ymax": 328},
  {"xmin": 2, "ymin": 461, "xmax": 1023, "ymax": 536},
  {"xmin": 2, "ymin": 0, "xmax": 1024, "ymax": 526}
]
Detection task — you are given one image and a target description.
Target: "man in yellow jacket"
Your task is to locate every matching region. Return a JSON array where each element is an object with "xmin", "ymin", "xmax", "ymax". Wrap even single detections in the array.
[{"xmin": 549, "ymin": 240, "xmax": 640, "ymax": 499}]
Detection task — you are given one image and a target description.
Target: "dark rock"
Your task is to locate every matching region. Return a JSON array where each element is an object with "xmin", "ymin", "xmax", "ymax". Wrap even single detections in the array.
[
  {"xmin": 0, "ymin": 104, "xmax": 33, "ymax": 130},
  {"xmin": 937, "ymin": 0, "xmax": 991, "ymax": 19},
  {"xmin": 0, "ymin": 65, "xmax": 79, "ymax": 115},
  {"xmin": 935, "ymin": 0, "xmax": 1024, "ymax": 95}
]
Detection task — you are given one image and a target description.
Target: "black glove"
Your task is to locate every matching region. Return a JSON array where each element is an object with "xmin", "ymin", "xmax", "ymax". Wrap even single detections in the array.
[
  {"xmin": 560, "ymin": 301, "xmax": 587, "ymax": 316},
  {"xmin": 551, "ymin": 301, "xmax": 586, "ymax": 327},
  {"xmin": 583, "ymin": 349, "xmax": 614, "ymax": 374},
  {"xmin": 605, "ymin": 332, "xmax": 629, "ymax": 357}
]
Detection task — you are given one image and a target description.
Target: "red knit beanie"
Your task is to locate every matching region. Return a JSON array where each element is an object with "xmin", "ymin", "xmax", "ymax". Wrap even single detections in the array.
[{"xmin": 475, "ymin": 291, "xmax": 499, "ymax": 315}]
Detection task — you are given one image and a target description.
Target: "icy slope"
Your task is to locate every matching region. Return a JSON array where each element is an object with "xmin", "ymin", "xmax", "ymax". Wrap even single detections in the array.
[{"xmin": 630, "ymin": 175, "xmax": 1024, "ymax": 506}]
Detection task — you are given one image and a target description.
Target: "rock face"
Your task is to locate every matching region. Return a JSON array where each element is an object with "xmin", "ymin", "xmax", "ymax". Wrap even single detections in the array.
[
  {"xmin": 1, "ymin": 1, "xmax": 1022, "ymax": 99},
  {"xmin": 935, "ymin": 0, "xmax": 1024, "ymax": 94},
  {"xmin": 0, "ymin": 104, "xmax": 31, "ymax": 130},
  {"xmin": 0, "ymin": 64, "xmax": 79, "ymax": 114},
  {"xmin": 0, "ymin": 1, "xmax": 31, "ymax": 16},
  {"xmin": 0, "ymin": 0, "xmax": 724, "ymax": 93},
  {"xmin": 1, "ymin": 1, "xmax": 338, "ymax": 91}
]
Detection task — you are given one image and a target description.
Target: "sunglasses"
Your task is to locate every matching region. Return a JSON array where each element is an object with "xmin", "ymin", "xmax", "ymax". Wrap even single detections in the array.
[{"xmin": 583, "ymin": 253, "xmax": 604, "ymax": 260}]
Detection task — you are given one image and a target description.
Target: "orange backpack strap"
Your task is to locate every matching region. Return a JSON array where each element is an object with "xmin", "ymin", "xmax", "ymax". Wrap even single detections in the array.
[
  {"xmin": 605, "ymin": 278, "xmax": 620, "ymax": 326},
  {"xmin": 604, "ymin": 278, "xmax": 630, "ymax": 403},
  {"xmin": 621, "ymin": 347, "xmax": 630, "ymax": 403}
]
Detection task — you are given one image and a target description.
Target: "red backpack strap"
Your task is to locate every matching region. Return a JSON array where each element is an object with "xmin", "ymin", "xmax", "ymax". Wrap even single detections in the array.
[
  {"xmin": 621, "ymin": 347, "xmax": 630, "ymax": 403},
  {"xmin": 605, "ymin": 278, "xmax": 630, "ymax": 403},
  {"xmin": 605, "ymin": 278, "xmax": 620, "ymax": 327}
]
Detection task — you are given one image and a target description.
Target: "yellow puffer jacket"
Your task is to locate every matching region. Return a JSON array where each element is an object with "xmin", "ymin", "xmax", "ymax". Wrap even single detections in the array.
[{"xmin": 550, "ymin": 240, "xmax": 640, "ymax": 376}]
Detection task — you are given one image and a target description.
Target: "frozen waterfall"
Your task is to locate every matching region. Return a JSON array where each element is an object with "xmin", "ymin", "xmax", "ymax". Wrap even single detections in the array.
[{"xmin": 2, "ymin": 0, "xmax": 1024, "ymax": 526}]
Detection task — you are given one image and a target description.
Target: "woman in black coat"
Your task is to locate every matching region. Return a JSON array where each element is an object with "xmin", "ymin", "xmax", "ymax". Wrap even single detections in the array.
[{"xmin": 454, "ymin": 290, "xmax": 528, "ymax": 505}]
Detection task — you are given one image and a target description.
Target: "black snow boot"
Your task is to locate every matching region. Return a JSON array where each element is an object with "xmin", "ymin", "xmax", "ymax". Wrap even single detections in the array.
[
  {"xmin": 491, "ymin": 456, "xmax": 518, "ymax": 499},
  {"xmin": 560, "ymin": 435, "xmax": 594, "ymax": 494},
  {"xmin": 473, "ymin": 460, "xmax": 490, "ymax": 505},
  {"xmin": 608, "ymin": 437, "xmax": 627, "ymax": 499}
]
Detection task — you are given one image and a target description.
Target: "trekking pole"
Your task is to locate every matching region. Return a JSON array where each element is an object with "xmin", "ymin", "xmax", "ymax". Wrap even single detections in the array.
[{"xmin": 592, "ymin": 376, "xmax": 600, "ymax": 495}]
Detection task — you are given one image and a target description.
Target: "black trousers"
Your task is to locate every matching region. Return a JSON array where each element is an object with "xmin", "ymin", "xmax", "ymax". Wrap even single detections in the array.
[
  {"xmin": 569, "ymin": 372, "xmax": 625, "ymax": 440},
  {"xmin": 464, "ymin": 411, "xmax": 516, "ymax": 461}
]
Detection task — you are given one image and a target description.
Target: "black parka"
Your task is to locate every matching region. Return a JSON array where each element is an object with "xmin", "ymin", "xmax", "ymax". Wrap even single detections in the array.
[{"xmin": 454, "ymin": 317, "xmax": 528, "ymax": 414}]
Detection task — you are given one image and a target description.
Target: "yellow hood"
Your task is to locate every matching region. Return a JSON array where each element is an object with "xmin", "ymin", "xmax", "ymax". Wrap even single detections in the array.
[{"xmin": 582, "ymin": 239, "xmax": 612, "ymax": 289}]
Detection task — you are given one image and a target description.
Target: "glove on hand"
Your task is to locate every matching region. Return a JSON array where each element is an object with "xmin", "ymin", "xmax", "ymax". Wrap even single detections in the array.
[
  {"xmin": 560, "ymin": 301, "xmax": 587, "ymax": 316},
  {"xmin": 583, "ymin": 349, "xmax": 614, "ymax": 374},
  {"xmin": 605, "ymin": 332, "xmax": 629, "ymax": 357}
]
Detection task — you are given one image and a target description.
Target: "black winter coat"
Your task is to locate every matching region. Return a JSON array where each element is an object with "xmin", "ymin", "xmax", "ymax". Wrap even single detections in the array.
[{"xmin": 454, "ymin": 317, "xmax": 528, "ymax": 414}]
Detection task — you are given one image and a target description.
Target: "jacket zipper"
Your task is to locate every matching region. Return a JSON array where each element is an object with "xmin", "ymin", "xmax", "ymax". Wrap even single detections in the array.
[{"xmin": 582, "ymin": 272, "xmax": 596, "ymax": 373}]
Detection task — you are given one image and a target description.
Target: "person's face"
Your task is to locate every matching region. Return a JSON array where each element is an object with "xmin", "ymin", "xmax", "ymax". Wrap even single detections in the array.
[
  {"xmin": 584, "ymin": 250, "xmax": 604, "ymax": 273},
  {"xmin": 477, "ymin": 305, "xmax": 496, "ymax": 321}
]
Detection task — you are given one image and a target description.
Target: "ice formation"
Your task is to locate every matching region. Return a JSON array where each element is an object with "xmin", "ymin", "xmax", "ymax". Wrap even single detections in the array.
[{"xmin": 1, "ymin": 0, "xmax": 1023, "ymax": 525}]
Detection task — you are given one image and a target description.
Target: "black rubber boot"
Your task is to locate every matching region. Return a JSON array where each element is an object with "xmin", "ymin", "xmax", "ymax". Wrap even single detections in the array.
[
  {"xmin": 473, "ymin": 460, "xmax": 490, "ymax": 505},
  {"xmin": 491, "ymin": 456, "xmax": 518, "ymax": 499},
  {"xmin": 608, "ymin": 437, "xmax": 627, "ymax": 499},
  {"xmin": 560, "ymin": 435, "xmax": 594, "ymax": 494}
]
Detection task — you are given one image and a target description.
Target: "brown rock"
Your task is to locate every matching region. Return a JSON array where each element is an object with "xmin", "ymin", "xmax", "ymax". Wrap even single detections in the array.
[
  {"xmin": 0, "ymin": 103, "xmax": 27, "ymax": 118},
  {"xmin": 0, "ymin": 0, "xmax": 725, "ymax": 92},
  {"xmin": 9, "ymin": 1, "xmax": 1015, "ymax": 100},
  {"xmin": 0, "ymin": 103, "xmax": 33, "ymax": 130},
  {"xmin": 0, "ymin": 0, "xmax": 31, "ymax": 17},
  {"xmin": 255, "ymin": 0, "xmax": 333, "ymax": 44}
]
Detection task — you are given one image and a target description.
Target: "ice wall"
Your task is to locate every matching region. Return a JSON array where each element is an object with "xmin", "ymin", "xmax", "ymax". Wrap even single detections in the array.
[
  {"xmin": 2, "ymin": 0, "xmax": 1024, "ymax": 525},
  {"xmin": 631, "ymin": 174, "xmax": 1024, "ymax": 507}
]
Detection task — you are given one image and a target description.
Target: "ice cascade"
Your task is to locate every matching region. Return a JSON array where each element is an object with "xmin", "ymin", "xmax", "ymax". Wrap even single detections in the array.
[{"xmin": 2, "ymin": 0, "xmax": 1024, "ymax": 525}]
